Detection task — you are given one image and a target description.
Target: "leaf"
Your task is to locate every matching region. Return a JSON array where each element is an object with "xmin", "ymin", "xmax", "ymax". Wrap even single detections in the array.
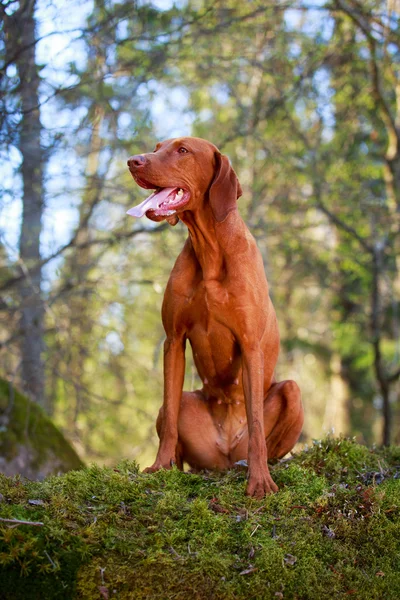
[
  {"xmin": 233, "ymin": 460, "xmax": 248, "ymax": 470},
  {"xmin": 322, "ymin": 525, "xmax": 336, "ymax": 538},
  {"xmin": 209, "ymin": 498, "xmax": 229, "ymax": 514},
  {"xmin": 98, "ymin": 586, "xmax": 109, "ymax": 600},
  {"xmin": 28, "ymin": 499, "xmax": 45, "ymax": 506},
  {"xmin": 284, "ymin": 554, "xmax": 297, "ymax": 566},
  {"xmin": 239, "ymin": 566, "xmax": 258, "ymax": 576}
]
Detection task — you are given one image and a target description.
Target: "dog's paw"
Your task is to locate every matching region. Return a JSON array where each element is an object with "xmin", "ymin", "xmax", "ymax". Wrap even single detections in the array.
[
  {"xmin": 143, "ymin": 458, "xmax": 176, "ymax": 473},
  {"xmin": 246, "ymin": 470, "xmax": 279, "ymax": 498}
]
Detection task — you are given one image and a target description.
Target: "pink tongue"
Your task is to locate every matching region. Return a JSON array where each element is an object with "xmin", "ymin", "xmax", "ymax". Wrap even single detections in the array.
[{"xmin": 126, "ymin": 187, "xmax": 177, "ymax": 218}]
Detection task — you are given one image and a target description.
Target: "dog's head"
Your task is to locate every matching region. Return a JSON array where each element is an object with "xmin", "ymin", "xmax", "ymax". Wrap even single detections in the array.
[{"xmin": 127, "ymin": 137, "xmax": 242, "ymax": 225}]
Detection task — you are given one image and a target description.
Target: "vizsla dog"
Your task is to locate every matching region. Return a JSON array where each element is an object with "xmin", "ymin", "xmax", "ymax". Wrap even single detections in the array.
[{"xmin": 127, "ymin": 137, "xmax": 303, "ymax": 498}]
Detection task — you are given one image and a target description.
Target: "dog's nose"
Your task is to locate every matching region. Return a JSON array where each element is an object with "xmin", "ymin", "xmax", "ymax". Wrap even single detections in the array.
[{"xmin": 127, "ymin": 154, "xmax": 146, "ymax": 169}]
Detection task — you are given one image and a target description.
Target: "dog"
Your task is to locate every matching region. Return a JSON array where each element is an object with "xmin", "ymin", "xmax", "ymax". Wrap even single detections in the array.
[{"xmin": 127, "ymin": 136, "xmax": 303, "ymax": 497}]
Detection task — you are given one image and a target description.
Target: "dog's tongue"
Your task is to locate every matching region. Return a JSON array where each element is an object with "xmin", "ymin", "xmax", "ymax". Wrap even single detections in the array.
[{"xmin": 126, "ymin": 187, "xmax": 177, "ymax": 218}]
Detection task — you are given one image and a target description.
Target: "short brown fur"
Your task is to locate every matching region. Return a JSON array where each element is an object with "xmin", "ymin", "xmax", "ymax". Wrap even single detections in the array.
[{"xmin": 128, "ymin": 137, "xmax": 304, "ymax": 497}]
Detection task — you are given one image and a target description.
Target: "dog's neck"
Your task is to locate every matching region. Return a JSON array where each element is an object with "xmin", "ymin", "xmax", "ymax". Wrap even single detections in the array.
[{"xmin": 180, "ymin": 207, "xmax": 240, "ymax": 280}]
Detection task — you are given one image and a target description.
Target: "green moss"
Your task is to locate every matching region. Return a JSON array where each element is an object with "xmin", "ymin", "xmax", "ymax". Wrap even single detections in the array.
[
  {"xmin": 0, "ymin": 438, "xmax": 399, "ymax": 599},
  {"xmin": 0, "ymin": 378, "xmax": 83, "ymax": 478}
]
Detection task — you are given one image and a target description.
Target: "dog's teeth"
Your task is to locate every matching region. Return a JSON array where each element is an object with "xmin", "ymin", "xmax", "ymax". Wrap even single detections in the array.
[{"xmin": 176, "ymin": 189, "xmax": 183, "ymax": 197}]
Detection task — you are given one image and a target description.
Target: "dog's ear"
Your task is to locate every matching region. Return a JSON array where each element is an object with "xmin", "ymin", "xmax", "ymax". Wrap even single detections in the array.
[{"xmin": 209, "ymin": 152, "xmax": 242, "ymax": 222}]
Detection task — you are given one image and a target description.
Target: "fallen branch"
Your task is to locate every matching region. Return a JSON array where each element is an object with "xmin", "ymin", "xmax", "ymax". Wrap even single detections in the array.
[{"xmin": 0, "ymin": 517, "xmax": 44, "ymax": 527}]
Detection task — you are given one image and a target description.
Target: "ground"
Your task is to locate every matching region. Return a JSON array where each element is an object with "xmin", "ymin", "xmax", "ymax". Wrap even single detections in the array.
[{"xmin": 0, "ymin": 438, "xmax": 399, "ymax": 599}]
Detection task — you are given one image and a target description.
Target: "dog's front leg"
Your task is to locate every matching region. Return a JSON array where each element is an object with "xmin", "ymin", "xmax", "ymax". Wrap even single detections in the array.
[
  {"xmin": 241, "ymin": 346, "xmax": 278, "ymax": 498},
  {"xmin": 144, "ymin": 336, "xmax": 185, "ymax": 472}
]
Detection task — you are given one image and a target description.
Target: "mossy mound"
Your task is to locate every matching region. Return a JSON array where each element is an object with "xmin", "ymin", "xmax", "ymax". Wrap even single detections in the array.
[
  {"xmin": 0, "ymin": 437, "xmax": 399, "ymax": 599},
  {"xmin": 0, "ymin": 379, "xmax": 83, "ymax": 479}
]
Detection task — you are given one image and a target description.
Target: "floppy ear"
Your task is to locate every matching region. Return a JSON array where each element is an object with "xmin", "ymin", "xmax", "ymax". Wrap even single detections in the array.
[{"xmin": 209, "ymin": 152, "xmax": 242, "ymax": 222}]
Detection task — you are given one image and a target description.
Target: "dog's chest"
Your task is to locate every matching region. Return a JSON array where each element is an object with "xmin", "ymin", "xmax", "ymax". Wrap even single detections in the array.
[
  {"xmin": 185, "ymin": 279, "xmax": 230, "ymax": 322},
  {"xmin": 184, "ymin": 282, "xmax": 240, "ymax": 379},
  {"xmin": 184, "ymin": 279, "xmax": 231, "ymax": 335}
]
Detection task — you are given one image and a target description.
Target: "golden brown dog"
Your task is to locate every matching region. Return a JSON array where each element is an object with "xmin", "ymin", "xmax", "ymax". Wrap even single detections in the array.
[{"xmin": 127, "ymin": 137, "xmax": 303, "ymax": 497}]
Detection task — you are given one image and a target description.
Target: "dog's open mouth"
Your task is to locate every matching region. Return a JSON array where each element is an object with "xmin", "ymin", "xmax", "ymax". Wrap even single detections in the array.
[{"xmin": 127, "ymin": 186, "xmax": 190, "ymax": 218}]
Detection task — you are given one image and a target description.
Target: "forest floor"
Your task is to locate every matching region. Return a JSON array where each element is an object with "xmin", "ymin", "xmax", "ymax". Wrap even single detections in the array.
[{"xmin": 0, "ymin": 437, "xmax": 399, "ymax": 599}]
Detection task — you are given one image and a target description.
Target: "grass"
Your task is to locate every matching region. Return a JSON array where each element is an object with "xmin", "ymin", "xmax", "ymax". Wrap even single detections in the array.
[{"xmin": 0, "ymin": 437, "xmax": 399, "ymax": 599}]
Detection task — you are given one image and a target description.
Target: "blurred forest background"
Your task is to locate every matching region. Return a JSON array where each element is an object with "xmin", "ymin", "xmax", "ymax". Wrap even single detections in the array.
[{"xmin": 1, "ymin": 0, "xmax": 400, "ymax": 470}]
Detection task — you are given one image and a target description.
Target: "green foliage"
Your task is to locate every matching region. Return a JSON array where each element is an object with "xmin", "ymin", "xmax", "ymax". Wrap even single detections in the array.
[{"xmin": 0, "ymin": 438, "xmax": 399, "ymax": 599}]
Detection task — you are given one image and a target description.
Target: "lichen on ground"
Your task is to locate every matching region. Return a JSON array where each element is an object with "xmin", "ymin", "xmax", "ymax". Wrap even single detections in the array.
[{"xmin": 0, "ymin": 437, "xmax": 399, "ymax": 599}]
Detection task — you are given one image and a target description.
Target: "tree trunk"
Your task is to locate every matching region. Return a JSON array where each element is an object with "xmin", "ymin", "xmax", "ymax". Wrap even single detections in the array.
[
  {"xmin": 12, "ymin": 0, "xmax": 45, "ymax": 404},
  {"xmin": 66, "ymin": 105, "xmax": 105, "ymax": 429},
  {"xmin": 323, "ymin": 353, "xmax": 350, "ymax": 436},
  {"xmin": 371, "ymin": 246, "xmax": 391, "ymax": 445}
]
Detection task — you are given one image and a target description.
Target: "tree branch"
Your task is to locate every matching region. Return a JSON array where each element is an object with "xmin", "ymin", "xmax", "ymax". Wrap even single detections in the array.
[
  {"xmin": 315, "ymin": 201, "xmax": 373, "ymax": 253},
  {"xmin": 388, "ymin": 366, "xmax": 400, "ymax": 383},
  {"xmin": 0, "ymin": 517, "xmax": 44, "ymax": 526},
  {"xmin": 0, "ymin": 222, "xmax": 168, "ymax": 294},
  {"xmin": 335, "ymin": 0, "xmax": 399, "ymax": 158}
]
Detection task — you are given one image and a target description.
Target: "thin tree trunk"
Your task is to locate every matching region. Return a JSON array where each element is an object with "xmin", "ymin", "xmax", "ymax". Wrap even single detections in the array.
[
  {"xmin": 68, "ymin": 106, "xmax": 105, "ymax": 428},
  {"xmin": 335, "ymin": 0, "xmax": 400, "ymax": 446},
  {"xmin": 371, "ymin": 245, "xmax": 391, "ymax": 445},
  {"xmin": 7, "ymin": 0, "xmax": 45, "ymax": 404},
  {"xmin": 323, "ymin": 353, "xmax": 350, "ymax": 436}
]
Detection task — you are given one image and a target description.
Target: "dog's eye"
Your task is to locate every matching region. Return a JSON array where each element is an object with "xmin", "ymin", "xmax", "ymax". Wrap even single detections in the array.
[{"xmin": 178, "ymin": 147, "xmax": 188, "ymax": 154}]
